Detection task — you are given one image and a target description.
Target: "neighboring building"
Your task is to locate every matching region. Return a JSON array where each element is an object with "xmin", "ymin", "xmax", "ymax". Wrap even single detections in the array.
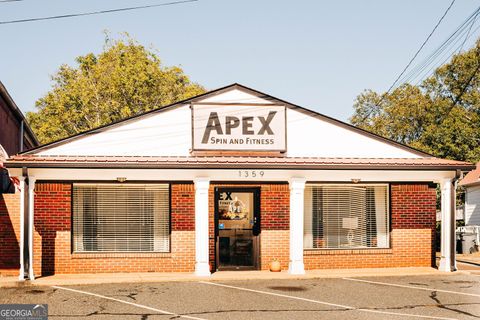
[
  {"xmin": 0, "ymin": 81, "xmax": 39, "ymax": 275},
  {"xmin": 460, "ymin": 163, "xmax": 480, "ymax": 226},
  {"xmin": 1, "ymin": 84, "xmax": 474, "ymax": 280},
  {"xmin": 0, "ymin": 81, "xmax": 38, "ymax": 157}
]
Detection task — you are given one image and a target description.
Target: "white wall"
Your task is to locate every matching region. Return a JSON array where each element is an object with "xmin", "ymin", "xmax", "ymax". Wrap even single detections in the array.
[
  {"xmin": 465, "ymin": 185, "xmax": 480, "ymax": 225},
  {"xmin": 286, "ymin": 108, "xmax": 420, "ymax": 158},
  {"xmin": 38, "ymin": 105, "xmax": 192, "ymax": 157},
  {"xmin": 200, "ymin": 88, "xmax": 268, "ymax": 104},
  {"xmin": 36, "ymin": 88, "xmax": 422, "ymax": 159}
]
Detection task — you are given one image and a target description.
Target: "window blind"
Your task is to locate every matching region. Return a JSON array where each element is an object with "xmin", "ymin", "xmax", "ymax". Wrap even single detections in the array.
[
  {"xmin": 304, "ymin": 184, "xmax": 389, "ymax": 249},
  {"xmin": 73, "ymin": 184, "xmax": 170, "ymax": 252}
]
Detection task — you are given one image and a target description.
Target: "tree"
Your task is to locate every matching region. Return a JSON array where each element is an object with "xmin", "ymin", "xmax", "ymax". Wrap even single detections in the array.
[
  {"xmin": 27, "ymin": 35, "xmax": 205, "ymax": 144},
  {"xmin": 351, "ymin": 40, "xmax": 480, "ymax": 162}
]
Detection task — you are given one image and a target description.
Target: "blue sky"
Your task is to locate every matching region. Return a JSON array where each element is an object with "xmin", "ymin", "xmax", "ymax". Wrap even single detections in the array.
[{"xmin": 0, "ymin": 0, "xmax": 478, "ymax": 122}]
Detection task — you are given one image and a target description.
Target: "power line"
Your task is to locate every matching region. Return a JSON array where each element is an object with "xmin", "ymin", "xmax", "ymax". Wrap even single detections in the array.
[
  {"xmin": 413, "ymin": 21, "xmax": 480, "ymax": 86},
  {"xmin": 0, "ymin": 0, "xmax": 198, "ymax": 25},
  {"xmin": 401, "ymin": 5, "xmax": 480, "ymax": 85},
  {"xmin": 451, "ymin": 47, "xmax": 480, "ymax": 106},
  {"xmin": 458, "ymin": 9, "xmax": 479, "ymax": 53},
  {"xmin": 385, "ymin": 0, "xmax": 456, "ymax": 95}
]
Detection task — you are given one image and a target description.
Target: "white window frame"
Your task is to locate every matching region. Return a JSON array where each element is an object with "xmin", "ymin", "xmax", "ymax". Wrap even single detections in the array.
[
  {"xmin": 304, "ymin": 183, "xmax": 390, "ymax": 250},
  {"xmin": 72, "ymin": 183, "xmax": 171, "ymax": 253}
]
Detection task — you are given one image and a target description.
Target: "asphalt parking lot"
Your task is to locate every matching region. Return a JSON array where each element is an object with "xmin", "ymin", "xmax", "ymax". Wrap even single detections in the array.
[{"xmin": 1, "ymin": 272, "xmax": 480, "ymax": 320}]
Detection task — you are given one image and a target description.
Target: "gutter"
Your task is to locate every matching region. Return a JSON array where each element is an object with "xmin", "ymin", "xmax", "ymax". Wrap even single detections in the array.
[
  {"xmin": 4, "ymin": 161, "xmax": 477, "ymax": 171},
  {"xmin": 452, "ymin": 169, "xmax": 462, "ymax": 272},
  {"xmin": 19, "ymin": 120, "xmax": 24, "ymax": 152}
]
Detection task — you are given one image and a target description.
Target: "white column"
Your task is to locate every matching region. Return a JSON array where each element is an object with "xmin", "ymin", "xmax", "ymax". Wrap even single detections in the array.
[
  {"xmin": 439, "ymin": 178, "xmax": 456, "ymax": 272},
  {"xmin": 194, "ymin": 178, "xmax": 211, "ymax": 276},
  {"xmin": 27, "ymin": 176, "xmax": 36, "ymax": 280},
  {"xmin": 374, "ymin": 187, "xmax": 388, "ymax": 248},
  {"xmin": 18, "ymin": 176, "xmax": 26, "ymax": 281},
  {"xmin": 289, "ymin": 177, "xmax": 306, "ymax": 275}
]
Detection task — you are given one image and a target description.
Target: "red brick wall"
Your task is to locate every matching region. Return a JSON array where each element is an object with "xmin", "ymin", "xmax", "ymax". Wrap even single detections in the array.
[
  {"xmin": 0, "ymin": 193, "xmax": 20, "ymax": 276},
  {"xmin": 259, "ymin": 184, "xmax": 290, "ymax": 270},
  {"xmin": 0, "ymin": 95, "xmax": 35, "ymax": 155},
  {"xmin": 32, "ymin": 182, "xmax": 195, "ymax": 276},
  {"xmin": 171, "ymin": 183, "xmax": 195, "ymax": 231},
  {"xmin": 391, "ymin": 184, "xmax": 437, "ymax": 229},
  {"xmin": 304, "ymin": 183, "xmax": 437, "ymax": 269},
  {"xmin": 0, "ymin": 181, "xmax": 437, "ymax": 276},
  {"xmin": 33, "ymin": 183, "xmax": 70, "ymax": 276},
  {"xmin": 260, "ymin": 184, "xmax": 289, "ymax": 230},
  {"xmin": 0, "ymin": 96, "xmax": 22, "ymax": 156}
]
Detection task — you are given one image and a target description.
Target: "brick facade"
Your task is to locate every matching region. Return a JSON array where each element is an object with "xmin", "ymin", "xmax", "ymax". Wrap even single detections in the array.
[
  {"xmin": 304, "ymin": 183, "xmax": 437, "ymax": 269},
  {"xmin": 0, "ymin": 192, "xmax": 20, "ymax": 276},
  {"xmin": 171, "ymin": 184, "xmax": 195, "ymax": 231},
  {"xmin": 391, "ymin": 184, "xmax": 437, "ymax": 229},
  {"xmin": 0, "ymin": 182, "xmax": 437, "ymax": 276},
  {"xmin": 0, "ymin": 86, "xmax": 37, "ymax": 155},
  {"xmin": 31, "ymin": 183, "xmax": 195, "ymax": 276},
  {"xmin": 259, "ymin": 184, "xmax": 289, "ymax": 270}
]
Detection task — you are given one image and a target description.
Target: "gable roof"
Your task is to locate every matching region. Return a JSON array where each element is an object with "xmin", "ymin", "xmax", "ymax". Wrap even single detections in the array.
[
  {"xmin": 7, "ymin": 83, "xmax": 476, "ymax": 171},
  {"xmin": 20, "ymin": 83, "xmax": 430, "ymax": 157}
]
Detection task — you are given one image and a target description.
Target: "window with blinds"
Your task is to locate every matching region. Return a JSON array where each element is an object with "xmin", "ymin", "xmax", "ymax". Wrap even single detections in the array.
[
  {"xmin": 73, "ymin": 184, "xmax": 170, "ymax": 253},
  {"xmin": 304, "ymin": 184, "xmax": 389, "ymax": 249}
]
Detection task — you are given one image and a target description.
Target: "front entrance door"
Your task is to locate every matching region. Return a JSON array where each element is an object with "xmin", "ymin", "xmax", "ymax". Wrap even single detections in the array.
[{"xmin": 215, "ymin": 187, "xmax": 260, "ymax": 270}]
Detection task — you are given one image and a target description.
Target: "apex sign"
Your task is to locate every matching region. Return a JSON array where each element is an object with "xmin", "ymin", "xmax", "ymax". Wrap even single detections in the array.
[{"xmin": 192, "ymin": 104, "xmax": 286, "ymax": 151}]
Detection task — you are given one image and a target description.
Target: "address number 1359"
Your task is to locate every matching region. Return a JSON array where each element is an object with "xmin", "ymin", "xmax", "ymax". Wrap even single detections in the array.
[{"xmin": 238, "ymin": 170, "xmax": 264, "ymax": 178}]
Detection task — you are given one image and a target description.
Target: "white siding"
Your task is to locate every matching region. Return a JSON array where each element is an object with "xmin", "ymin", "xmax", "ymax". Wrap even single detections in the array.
[
  {"xmin": 36, "ymin": 88, "xmax": 422, "ymax": 159},
  {"xmin": 286, "ymin": 108, "xmax": 420, "ymax": 158},
  {"xmin": 465, "ymin": 186, "xmax": 480, "ymax": 226},
  {"xmin": 200, "ymin": 88, "xmax": 268, "ymax": 104},
  {"xmin": 38, "ymin": 105, "xmax": 192, "ymax": 157}
]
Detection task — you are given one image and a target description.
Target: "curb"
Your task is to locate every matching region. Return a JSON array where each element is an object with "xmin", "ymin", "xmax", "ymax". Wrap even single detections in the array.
[
  {"xmin": 0, "ymin": 268, "xmax": 461, "ymax": 288},
  {"xmin": 456, "ymin": 259, "xmax": 480, "ymax": 267}
]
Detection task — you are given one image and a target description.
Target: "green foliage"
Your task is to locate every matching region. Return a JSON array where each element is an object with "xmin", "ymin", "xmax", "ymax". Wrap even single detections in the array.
[
  {"xmin": 27, "ymin": 34, "xmax": 205, "ymax": 144},
  {"xmin": 351, "ymin": 40, "xmax": 480, "ymax": 162}
]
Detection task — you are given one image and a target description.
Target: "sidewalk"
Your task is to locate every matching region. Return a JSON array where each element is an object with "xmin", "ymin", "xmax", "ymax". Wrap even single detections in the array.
[
  {"xmin": 456, "ymin": 252, "xmax": 480, "ymax": 266},
  {"xmin": 0, "ymin": 267, "xmax": 454, "ymax": 288}
]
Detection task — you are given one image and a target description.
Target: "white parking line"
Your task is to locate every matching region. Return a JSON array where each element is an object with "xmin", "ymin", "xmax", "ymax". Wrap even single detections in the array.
[
  {"xmin": 52, "ymin": 285, "xmax": 207, "ymax": 320},
  {"xmin": 342, "ymin": 278, "xmax": 480, "ymax": 298},
  {"xmin": 199, "ymin": 281, "xmax": 458, "ymax": 320}
]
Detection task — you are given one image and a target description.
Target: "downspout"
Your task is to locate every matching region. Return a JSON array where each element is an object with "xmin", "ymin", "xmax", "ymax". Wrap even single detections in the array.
[
  {"xmin": 27, "ymin": 174, "xmax": 36, "ymax": 280},
  {"xmin": 452, "ymin": 169, "xmax": 462, "ymax": 271},
  {"xmin": 19, "ymin": 120, "xmax": 24, "ymax": 152},
  {"xmin": 19, "ymin": 167, "xmax": 28, "ymax": 280}
]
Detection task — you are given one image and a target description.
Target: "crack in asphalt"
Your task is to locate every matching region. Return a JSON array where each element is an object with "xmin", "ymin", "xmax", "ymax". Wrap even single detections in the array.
[
  {"xmin": 429, "ymin": 291, "xmax": 480, "ymax": 318},
  {"xmin": 5, "ymin": 276, "xmax": 480, "ymax": 320},
  {"xmin": 47, "ymin": 308, "xmax": 349, "ymax": 318},
  {"xmin": 168, "ymin": 301, "xmax": 480, "ymax": 317},
  {"xmin": 409, "ymin": 282, "xmax": 429, "ymax": 286}
]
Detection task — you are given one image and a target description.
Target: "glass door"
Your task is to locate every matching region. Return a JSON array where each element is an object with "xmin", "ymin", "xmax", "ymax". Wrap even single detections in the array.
[{"xmin": 215, "ymin": 188, "xmax": 260, "ymax": 270}]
